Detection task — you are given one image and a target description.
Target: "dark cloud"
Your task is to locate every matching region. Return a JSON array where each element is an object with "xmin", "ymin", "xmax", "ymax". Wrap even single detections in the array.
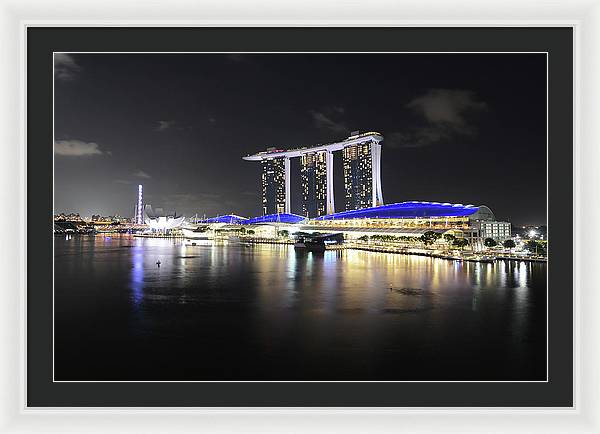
[
  {"xmin": 309, "ymin": 108, "xmax": 348, "ymax": 134},
  {"xmin": 54, "ymin": 139, "xmax": 104, "ymax": 157},
  {"xmin": 54, "ymin": 53, "xmax": 81, "ymax": 81},
  {"xmin": 387, "ymin": 89, "xmax": 487, "ymax": 149},
  {"xmin": 408, "ymin": 89, "xmax": 487, "ymax": 126},
  {"xmin": 155, "ymin": 120, "xmax": 175, "ymax": 131}
]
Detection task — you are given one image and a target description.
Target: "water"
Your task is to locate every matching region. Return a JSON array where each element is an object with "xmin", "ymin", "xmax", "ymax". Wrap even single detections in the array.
[{"xmin": 54, "ymin": 234, "xmax": 547, "ymax": 381}]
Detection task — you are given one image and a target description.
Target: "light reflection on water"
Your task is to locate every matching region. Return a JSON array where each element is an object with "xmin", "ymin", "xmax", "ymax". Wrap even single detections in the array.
[
  {"xmin": 54, "ymin": 235, "xmax": 547, "ymax": 381},
  {"xmin": 130, "ymin": 243, "xmax": 144, "ymax": 307}
]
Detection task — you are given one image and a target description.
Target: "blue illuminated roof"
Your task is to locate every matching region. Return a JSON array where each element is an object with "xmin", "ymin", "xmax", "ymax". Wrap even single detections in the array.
[
  {"xmin": 201, "ymin": 214, "xmax": 247, "ymax": 224},
  {"xmin": 314, "ymin": 201, "xmax": 479, "ymax": 220},
  {"xmin": 244, "ymin": 213, "xmax": 306, "ymax": 224}
]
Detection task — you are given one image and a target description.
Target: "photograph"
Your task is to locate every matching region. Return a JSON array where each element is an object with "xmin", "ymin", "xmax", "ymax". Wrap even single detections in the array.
[{"xmin": 52, "ymin": 52, "xmax": 548, "ymax": 382}]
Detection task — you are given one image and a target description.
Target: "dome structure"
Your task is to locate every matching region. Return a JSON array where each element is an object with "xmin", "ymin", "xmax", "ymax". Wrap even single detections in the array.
[
  {"xmin": 244, "ymin": 213, "xmax": 306, "ymax": 225},
  {"xmin": 313, "ymin": 201, "xmax": 482, "ymax": 220},
  {"xmin": 201, "ymin": 214, "xmax": 247, "ymax": 224}
]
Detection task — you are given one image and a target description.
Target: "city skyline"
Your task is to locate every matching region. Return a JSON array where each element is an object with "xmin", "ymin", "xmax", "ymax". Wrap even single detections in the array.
[{"xmin": 54, "ymin": 53, "xmax": 547, "ymax": 225}]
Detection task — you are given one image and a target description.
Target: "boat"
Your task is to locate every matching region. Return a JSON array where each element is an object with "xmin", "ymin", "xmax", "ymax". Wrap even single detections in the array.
[
  {"xmin": 294, "ymin": 240, "xmax": 327, "ymax": 252},
  {"xmin": 294, "ymin": 232, "xmax": 344, "ymax": 252},
  {"xmin": 463, "ymin": 255, "xmax": 496, "ymax": 263},
  {"xmin": 182, "ymin": 225, "xmax": 214, "ymax": 245}
]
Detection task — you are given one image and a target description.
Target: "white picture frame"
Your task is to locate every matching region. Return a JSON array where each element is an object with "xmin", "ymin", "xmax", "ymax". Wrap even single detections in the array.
[{"xmin": 0, "ymin": 0, "xmax": 596, "ymax": 432}]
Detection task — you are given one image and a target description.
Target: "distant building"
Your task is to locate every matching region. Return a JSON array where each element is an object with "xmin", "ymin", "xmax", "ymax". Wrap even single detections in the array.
[
  {"xmin": 261, "ymin": 157, "xmax": 288, "ymax": 215},
  {"xmin": 54, "ymin": 212, "xmax": 83, "ymax": 222},
  {"xmin": 477, "ymin": 221, "xmax": 512, "ymax": 242}
]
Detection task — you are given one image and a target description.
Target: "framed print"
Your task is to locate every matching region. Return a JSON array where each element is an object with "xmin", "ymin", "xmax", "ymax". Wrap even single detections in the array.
[
  {"xmin": 27, "ymin": 25, "xmax": 570, "ymax": 405},
  {"xmin": 1, "ymin": 0, "xmax": 598, "ymax": 432}
]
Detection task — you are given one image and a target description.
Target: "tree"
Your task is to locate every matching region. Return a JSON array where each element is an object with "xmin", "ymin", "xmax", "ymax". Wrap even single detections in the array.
[
  {"xmin": 420, "ymin": 231, "xmax": 440, "ymax": 246},
  {"xmin": 443, "ymin": 233, "xmax": 456, "ymax": 245},
  {"xmin": 358, "ymin": 235, "xmax": 369, "ymax": 242},
  {"xmin": 484, "ymin": 238, "xmax": 498, "ymax": 248},
  {"xmin": 452, "ymin": 238, "xmax": 469, "ymax": 250},
  {"xmin": 503, "ymin": 239, "xmax": 516, "ymax": 249},
  {"xmin": 278, "ymin": 230, "xmax": 289, "ymax": 238},
  {"xmin": 247, "ymin": 229, "xmax": 255, "ymax": 235},
  {"xmin": 525, "ymin": 240, "xmax": 539, "ymax": 254},
  {"xmin": 526, "ymin": 240, "xmax": 547, "ymax": 256},
  {"xmin": 420, "ymin": 234, "xmax": 432, "ymax": 246},
  {"xmin": 539, "ymin": 240, "xmax": 548, "ymax": 256}
]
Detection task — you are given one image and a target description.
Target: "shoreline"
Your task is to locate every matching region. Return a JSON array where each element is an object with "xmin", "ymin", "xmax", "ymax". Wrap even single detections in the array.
[{"xmin": 56, "ymin": 233, "xmax": 547, "ymax": 263}]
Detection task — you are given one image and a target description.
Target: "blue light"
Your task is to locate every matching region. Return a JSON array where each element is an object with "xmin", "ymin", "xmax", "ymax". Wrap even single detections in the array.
[
  {"xmin": 314, "ymin": 201, "xmax": 479, "ymax": 220},
  {"xmin": 130, "ymin": 243, "xmax": 144, "ymax": 307},
  {"xmin": 200, "ymin": 214, "xmax": 247, "ymax": 224},
  {"xmin": 244, "ymin": 213, "xmax": 306, "ymax": 225}
]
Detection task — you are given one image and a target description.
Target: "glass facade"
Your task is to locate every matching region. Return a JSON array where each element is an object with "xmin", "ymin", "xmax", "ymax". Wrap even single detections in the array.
[
  {"xmin": 311, "ymin": 215, "xmax": 471, "ymax": 230},
  {"xmin": 300, "ymin": 151, "xmax": 328, "ymax": 218},
  {"xmin": 261, "ymin": 158, "xmax": 286, "ymax": 215},
  {"xmin": 343, "ymin": 140, "xmax": 380, "ymax": 211}
]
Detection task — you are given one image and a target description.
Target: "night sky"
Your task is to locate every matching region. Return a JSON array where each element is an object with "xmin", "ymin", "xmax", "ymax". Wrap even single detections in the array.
[{"xmin": 54, "ymin": 53, "xmax": 547, "ymax": 225}]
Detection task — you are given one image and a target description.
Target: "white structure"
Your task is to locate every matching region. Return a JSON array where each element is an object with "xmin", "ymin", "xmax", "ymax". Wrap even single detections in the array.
[
  {"xmin": 136, "ymin": 184, "xmax": 143, "ymax": 225},
  {"xmin": 325, "ymin": 150, "xmax": 335, "ymax": 214},
  {"xmin": 145, "ymin": 216, "xmax": 185, "ymax": 231},
  {"xmin": 144, "ymin": 204, "xmax": 184, "ymax": 231}
]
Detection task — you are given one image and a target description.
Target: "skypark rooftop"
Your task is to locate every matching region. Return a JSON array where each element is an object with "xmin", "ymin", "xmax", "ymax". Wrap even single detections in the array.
[{"xmin": 242, "ymin": 131, "xmax": 383, "ymax": 161}]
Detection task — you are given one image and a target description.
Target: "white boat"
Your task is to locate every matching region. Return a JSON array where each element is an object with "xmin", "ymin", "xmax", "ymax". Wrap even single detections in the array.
[
  {"xmin": 182, "ymin": 226, "xmax": 214, "ymax": 243},
  {"xmin": 463, "ymin": 255, "xmax": 496, "ymax": 263}
]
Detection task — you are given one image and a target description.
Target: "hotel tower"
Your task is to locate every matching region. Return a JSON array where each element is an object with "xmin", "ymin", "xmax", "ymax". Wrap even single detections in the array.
[{"xmin": 244, "ymin": 132, "xmax": 383, "ymax": 217}]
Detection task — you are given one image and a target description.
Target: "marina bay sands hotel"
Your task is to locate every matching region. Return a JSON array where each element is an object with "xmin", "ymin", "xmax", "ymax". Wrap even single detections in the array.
[{"xmin": 243, "ymin": 131, "xmax": 384, "ymax": 217}]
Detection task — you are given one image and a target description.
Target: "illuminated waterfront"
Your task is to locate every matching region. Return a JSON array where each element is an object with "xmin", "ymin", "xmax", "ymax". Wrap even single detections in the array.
[{"xmin": 54, "ymin": 234, "xmax": 546, "ymax": 381}]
